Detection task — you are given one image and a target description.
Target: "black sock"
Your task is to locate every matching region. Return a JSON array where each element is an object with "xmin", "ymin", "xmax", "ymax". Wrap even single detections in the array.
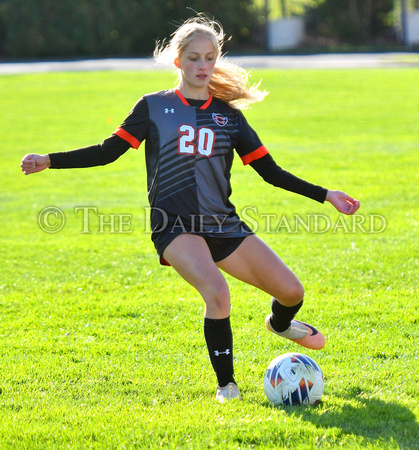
[
  {"xmin": 204, "ymin": 317, "xmax": 235, "ymax": 387},
  {"xmin": 270, "ymin": 298, "xmax": 303, "ymax": 332}
]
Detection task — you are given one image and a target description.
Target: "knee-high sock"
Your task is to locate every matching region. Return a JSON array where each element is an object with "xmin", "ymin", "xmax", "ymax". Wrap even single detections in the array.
[
  {"xmin": 204, "ymin": 317, "xmax": 235, "ymax": 387},
  {"xmin": 270, "ymin": 298, "xmax": 303, "ymax": 332}
]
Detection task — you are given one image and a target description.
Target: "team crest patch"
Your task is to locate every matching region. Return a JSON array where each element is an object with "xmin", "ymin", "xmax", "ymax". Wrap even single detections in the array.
[{"xmin": 212, "ymin": 113, "xmax": 228, "ymax": 127}]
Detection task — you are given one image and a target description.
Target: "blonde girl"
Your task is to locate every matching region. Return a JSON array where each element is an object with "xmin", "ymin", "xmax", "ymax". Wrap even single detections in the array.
[{"xmin": 21, "ymin": 15, "xmax": 360, "ymax": 402}]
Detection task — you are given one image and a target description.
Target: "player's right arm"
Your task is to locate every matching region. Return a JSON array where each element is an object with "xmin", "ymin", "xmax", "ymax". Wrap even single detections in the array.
[
  {"xmin": 21, "ymin": 153, "xmax": 51, "ymax": 175},
  {"xmin": 20, "ymin": 135, "xmax": 131, "ymax": 175},
  {"xmin": 21, "ymin": 97, "xmax": 148, "ymax": 175}
]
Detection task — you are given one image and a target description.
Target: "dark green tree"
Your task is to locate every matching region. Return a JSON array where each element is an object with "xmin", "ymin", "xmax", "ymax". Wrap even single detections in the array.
[
  {"xmin": 0, "ymin": 0, "xmax": 265, "ymax": 58},
  {"xmin": 305, "ymin": 0, "xmax": 395, "ymax": 44}
]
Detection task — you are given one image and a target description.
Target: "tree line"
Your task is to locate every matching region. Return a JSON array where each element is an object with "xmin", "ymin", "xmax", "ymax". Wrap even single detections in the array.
[{"xmin": 0, "ymin": 0, "xmax": 399, "ymax": 59}]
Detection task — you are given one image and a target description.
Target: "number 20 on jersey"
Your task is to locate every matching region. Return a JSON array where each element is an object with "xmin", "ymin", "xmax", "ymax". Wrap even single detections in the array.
[{"xmin": 178, "ymin": 125, "xmax": 215, "ymax": 157}]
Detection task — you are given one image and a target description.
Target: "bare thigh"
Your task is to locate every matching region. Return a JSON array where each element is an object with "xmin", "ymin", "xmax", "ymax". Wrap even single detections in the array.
[
  {"xmin": 162, "ymin": 234, "xmax": 231, "ymax": 319},
  {"xmin": 216, "ymin": 235, "xmax": 304, "ymax": 305}
]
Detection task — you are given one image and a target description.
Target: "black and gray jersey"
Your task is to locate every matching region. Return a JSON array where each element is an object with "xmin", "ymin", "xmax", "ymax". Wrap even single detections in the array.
[
  {"xmin": 114, "ymin": 89, "xmax": 268, "ymax": 240},
  {"xmin": 48, "ymin": 88, "xmax": 327, "ymax": 260}
]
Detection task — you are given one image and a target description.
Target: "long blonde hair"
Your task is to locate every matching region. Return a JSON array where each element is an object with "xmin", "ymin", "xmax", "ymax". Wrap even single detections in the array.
[{"xmin": 153, "ymin": 15, "xmax": 268, "ymax": 109}]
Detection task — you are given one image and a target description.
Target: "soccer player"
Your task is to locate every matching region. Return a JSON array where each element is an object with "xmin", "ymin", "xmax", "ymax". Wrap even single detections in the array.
[{"xmin": 21, "ymin": 15, "xmax": 360, "ymax": 403}]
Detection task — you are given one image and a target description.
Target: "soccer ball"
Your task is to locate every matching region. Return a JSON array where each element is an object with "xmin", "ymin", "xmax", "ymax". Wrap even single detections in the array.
[{"xmin": 264, "ymin": 353, "xmax": 324, "ymax": 406}]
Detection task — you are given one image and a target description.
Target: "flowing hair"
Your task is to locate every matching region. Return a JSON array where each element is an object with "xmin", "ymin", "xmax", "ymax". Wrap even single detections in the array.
[{"xmin": 153, "ymin": 15, "xmax": 268, "ymax": 109}]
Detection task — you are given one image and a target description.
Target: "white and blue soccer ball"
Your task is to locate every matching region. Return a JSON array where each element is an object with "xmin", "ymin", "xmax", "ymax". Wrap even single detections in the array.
[{"xmin": 264, "ymin": 353, "xmax": 325, "ymax": 406}]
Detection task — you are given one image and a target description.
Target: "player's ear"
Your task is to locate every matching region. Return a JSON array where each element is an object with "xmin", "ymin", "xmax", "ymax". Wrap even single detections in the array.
[{"xmin": 174, "ymin": 58, "xmax": 181, "ymax": 69}]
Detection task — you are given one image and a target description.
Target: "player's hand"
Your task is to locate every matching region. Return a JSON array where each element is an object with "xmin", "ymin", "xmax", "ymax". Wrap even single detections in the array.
[
  {"xmin": 326, "ymin": 190, "xmax": 360, "ymax": 215},
  {"xmin": 21, "ymin": 154, "xmax": 51, "ymax": 175}
]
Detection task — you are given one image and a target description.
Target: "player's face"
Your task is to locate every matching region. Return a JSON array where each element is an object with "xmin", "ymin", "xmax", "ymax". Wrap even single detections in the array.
[{"xmin": 175, "ymin": 34, "xmax": 216, "ymax": 99}]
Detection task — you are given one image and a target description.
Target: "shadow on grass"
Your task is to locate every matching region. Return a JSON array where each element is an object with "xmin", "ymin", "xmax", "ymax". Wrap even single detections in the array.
[{"xmin": 283, "ymin": 388, "xmax": 418, "ymax": 448}]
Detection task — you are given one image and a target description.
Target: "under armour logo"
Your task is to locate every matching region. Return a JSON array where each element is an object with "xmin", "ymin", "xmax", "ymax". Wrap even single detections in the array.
[
  {"xmin": 165, "ymin": 108, "xmax": 175, "ymax": 113},
  {"xmin": 214, "ymin": 349, "xmax": 230, "ymax": 356}
]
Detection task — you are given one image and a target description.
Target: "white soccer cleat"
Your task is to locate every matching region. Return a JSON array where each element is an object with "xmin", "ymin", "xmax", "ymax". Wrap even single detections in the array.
[
  {"xmin": 215, "ymin": 382, "xmax": 241, "ymax": 403},
  {"xmin": 265, "ymin": 315, "xmax": 325, "ymax": 350}
]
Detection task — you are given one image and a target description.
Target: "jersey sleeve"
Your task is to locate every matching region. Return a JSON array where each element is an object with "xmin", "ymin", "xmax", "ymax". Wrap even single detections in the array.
[
  {"xmin": 250, "ymin": 154, "xmax": 328, "ymax": 203},
  {"xmin": 234, "ymin": 111, "xmax": 327, "ymax": 203},
  {"xmin": 234, "ymin": 111, "xmax": 269, "ymax": 165},
  {"xmin": 113, "ymin": 96, "xmax": 150, "ymax": 149},
  {"xmin": 49, "ymin": 135, "xmax": 131, "ymax": 169}
]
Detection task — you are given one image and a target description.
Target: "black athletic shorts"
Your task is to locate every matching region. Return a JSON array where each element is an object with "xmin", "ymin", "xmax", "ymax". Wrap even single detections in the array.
[
  {"xmin": 159, "ymin": 235, "xmax": 248, "ymax": 266},
  {"xmin": 204, "ymin": 236, "xmax": 247, "ymax": 263}
]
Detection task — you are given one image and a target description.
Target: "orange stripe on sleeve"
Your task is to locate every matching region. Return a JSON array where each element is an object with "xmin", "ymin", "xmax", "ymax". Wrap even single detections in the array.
[
  {"xmin": 114, "ymin": 127, "xmax": 141, "ymax": 149},
  {"xmin": 241, "ymin": 145, "xmax": 269, "ymax": 165}
]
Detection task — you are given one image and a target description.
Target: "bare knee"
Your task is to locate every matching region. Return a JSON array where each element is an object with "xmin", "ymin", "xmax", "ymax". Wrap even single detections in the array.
[
  {"xmin": 290, "ymin": 281, "xmax": 305, "ymax": 304},
  {"xmin": 277, "ymin": 280, "xmax": 305, "ymax": 306},
  {"xmin": 202, "ymin": 282, "xmax": 231, "ymax": 318}
]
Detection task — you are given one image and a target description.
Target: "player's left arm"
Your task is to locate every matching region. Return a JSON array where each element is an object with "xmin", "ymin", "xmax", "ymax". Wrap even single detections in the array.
[
  {"xmin": 236, "ymin": 112, "xmax": 360, "ymax": 215},
  {"xmin": 325, "ymin": 190, "xmax": 360, "ymax": 215},
  {"xmin": 249, "ymin": 154, "xmax": 360, "ymax": 215},
  {"xmin": 249, "ymin": 153, "xmax": 327, "ymax": 203}
]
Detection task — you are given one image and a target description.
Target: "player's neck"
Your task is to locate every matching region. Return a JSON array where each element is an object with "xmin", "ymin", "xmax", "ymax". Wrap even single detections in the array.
[{"xmin": 177, "ymin": 83, "xmax": 210, "ymax": 101}]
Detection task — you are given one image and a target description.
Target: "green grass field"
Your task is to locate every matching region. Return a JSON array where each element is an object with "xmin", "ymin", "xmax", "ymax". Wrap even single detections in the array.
[{"xmin": 1, "ymin": 66, "xmax": 418, "ymax": 449}]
